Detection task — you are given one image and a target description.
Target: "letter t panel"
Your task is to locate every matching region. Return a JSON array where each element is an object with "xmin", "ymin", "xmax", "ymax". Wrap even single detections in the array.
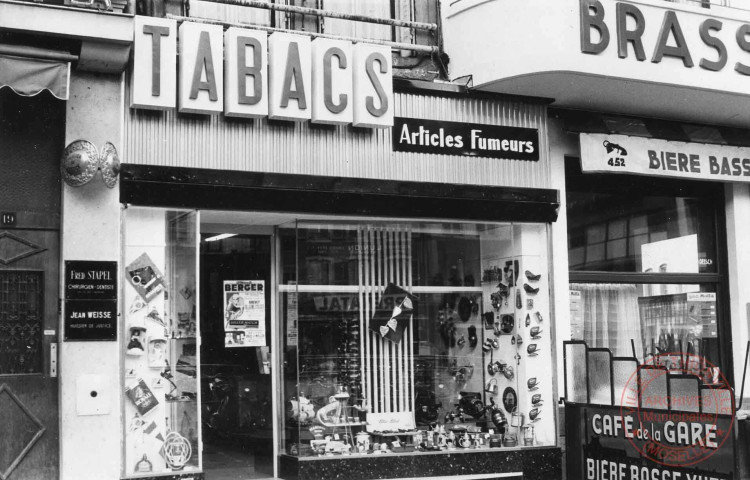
[{"xmin": 131, "ymin": 17, "xmax": 177, "ymax": 110}]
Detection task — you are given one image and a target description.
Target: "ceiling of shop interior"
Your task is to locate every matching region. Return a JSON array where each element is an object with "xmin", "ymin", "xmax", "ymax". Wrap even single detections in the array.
[{"xmin": 480, "ymin": 72, "xmax": 750, "ymax": 128}]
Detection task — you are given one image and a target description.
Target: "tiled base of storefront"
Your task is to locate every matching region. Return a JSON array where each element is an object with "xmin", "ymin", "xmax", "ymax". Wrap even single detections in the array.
[{"xmin": 279, "ymin": 447, "xmax": 562, "ymax": 480}]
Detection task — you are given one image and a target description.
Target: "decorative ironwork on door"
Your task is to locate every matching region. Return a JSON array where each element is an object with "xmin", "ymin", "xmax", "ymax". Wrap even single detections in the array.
[{"xmin": 0, "ymin": 272, "xmax": 43, "ymax": 374}]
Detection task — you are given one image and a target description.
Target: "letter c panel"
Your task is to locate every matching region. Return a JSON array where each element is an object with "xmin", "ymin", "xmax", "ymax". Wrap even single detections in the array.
[{"xmin": 312, "ymin": 38, "xmax": 353, "ymax": 125}]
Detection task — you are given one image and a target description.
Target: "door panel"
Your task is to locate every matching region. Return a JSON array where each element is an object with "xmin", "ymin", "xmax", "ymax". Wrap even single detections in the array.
[
  {"xmin": 0, "ymin": 87, "xmax": 64, "ymax": 480},
  {"xmin": 0, "ymin": 229, "xmax": 60, "ymax": 480}
]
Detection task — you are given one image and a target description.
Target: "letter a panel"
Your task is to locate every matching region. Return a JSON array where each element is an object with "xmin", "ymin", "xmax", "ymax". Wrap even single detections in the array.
[
  {"xmin": 269, "ymin": 32, "xmax": 312, "ymax": 121},
  {"xmin": 179, "ymin": 22, "xmax": 224, "ymax": 115}
]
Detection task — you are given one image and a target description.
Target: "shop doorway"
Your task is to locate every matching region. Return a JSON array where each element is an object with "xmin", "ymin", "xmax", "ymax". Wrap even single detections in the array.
[
  {"xmin": 199, "ymin": 227, "xmax": 274, "ymax": 480},
  {"xmin": 0, "ymin": 90, "xmax": 63, "ymax": 480}
]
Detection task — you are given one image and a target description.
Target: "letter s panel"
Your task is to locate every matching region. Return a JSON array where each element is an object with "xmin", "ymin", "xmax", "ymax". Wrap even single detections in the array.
[{"xmin": 353, "ymin": 43, "xmax": 393, "ymax": 128}]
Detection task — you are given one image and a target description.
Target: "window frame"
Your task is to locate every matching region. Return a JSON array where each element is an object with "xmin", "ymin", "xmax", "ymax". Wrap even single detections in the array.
[{"xmin": 565, "ymin": 155, "xmax": 733, "ymax": 384}]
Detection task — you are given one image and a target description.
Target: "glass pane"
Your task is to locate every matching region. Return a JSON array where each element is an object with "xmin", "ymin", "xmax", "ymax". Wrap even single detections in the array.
[
  {"xmin": 564, "ymin": 343, "xmax": 587, "ymax": 403},
  {"xmin": 122, "ymin": 208, "xmax": 201, "ymax": 477},
  {"xmin": 281, "ymin": 220, "xmax": 555, "ymax": 459},
  {"xmin": 570, "ymin": 283, "xmax": 721, "ymax": 379},
  {"xmin": 587, "ymin": 350, "xmax": 612, "ymax": 405},
  {"xmin": 612, "ymin": 358, "xmax": 638, "ymax": 407},
  {"xmin": 567, "ymin": 192, "xmax": 717, "ymax": 273},
  {"xmin": 199, "ymin": 232, "xmax": 274, "ymax": 478},
  {"xmin": 640, "ymin": 368, "xmax": 668, "ymax": 410},
  {"xmin": 0, "ymin": 271, "xmax": 43, "ymax": 374}
]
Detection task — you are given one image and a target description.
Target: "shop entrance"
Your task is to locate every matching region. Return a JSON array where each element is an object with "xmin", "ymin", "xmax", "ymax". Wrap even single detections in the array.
[
  {"xmin": 199, "ymin": 225, "xmax": 274, "ymax": 480},
  {"xmin": 0, "ymin": 90, "xmax": 63, "ymax": 480}
]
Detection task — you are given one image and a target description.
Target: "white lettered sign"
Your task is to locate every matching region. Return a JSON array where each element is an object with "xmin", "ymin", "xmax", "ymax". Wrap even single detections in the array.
[
  {"xmin": 179, "ymin": 22, "xmax": 224, "ymax": 115},
  {"xmin": 224, "ymin": 27, "xmax": 268, "ymax": 118},
  {"xmin": 311, "ymin": 38, "xmax": 353, "ymax": 125},
  {"xmin": 353, "ymin": 43, "xmax": 393, "ymax": 128},
  {"xmin": 269, "ymin": 32, "xmax": 312, "ymax": 122},
  {"xmin": 131, "ymin": 16, "xmax": 176, "ymax": 110},
  {"xmin": 131, "ymin": 20, "xmax": 393, "ymax": 128}
]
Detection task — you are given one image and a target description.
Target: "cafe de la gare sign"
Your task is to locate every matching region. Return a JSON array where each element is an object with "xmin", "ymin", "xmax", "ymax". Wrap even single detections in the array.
[{"xmin": 131, "ymin": 17, "xmax": 393, "ymax": 128}]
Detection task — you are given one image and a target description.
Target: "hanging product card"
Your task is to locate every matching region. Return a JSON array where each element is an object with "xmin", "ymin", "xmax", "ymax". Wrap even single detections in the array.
[
  {"xmin": 125, "ymin": 253, "xmax": 165, "ymax": 302},
  {"xmin": 125, "ymin": 378, "xmax": 160, "ymax": 416},
  {"xmin": 286, "ymin": 286, "xmax": 298, "ymax": 347},
  {"xmin": 224, "ymin": 280, "xmax": 266, "ymax": 347}
]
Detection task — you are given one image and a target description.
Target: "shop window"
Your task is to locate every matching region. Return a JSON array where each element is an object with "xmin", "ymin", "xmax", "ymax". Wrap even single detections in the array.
[
  {"xmin": 566, "ymin": 158, "xmax": 726, "ymax": 379},
  {"xmin": 567, "ymin": 175, "xmax": 718, "ymax": 274},
  {"xmin": 281, "ymin": 220, "xmax": 555, "ymax": 458},
  {"xmin": 121, "ymin": 207, "xmax": 200, "ymax": 477}
]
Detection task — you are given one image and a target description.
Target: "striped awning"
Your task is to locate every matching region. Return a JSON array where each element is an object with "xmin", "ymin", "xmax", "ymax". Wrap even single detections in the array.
[{"xmin": 0, "ymin": 53, "xmax": 71, "ymax": 100}]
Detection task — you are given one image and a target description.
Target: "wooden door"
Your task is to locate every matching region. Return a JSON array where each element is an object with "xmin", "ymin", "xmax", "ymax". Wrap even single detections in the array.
[{"xmin": 0, "ymin": 89, "xmax": 64, "ymax": 480}]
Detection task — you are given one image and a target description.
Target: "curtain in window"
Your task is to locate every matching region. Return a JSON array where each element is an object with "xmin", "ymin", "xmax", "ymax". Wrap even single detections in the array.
[{"xmin": 571, "ymin": 283, "xmax": 643, "ymax": 358}]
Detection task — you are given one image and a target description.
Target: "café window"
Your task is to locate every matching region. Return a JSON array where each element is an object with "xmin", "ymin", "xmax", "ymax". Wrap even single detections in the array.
[
  {"xmin": 566, "ymin": 157, "xmax": 726, "ymax": 379},
  {"xmin": 280, "ymin": 219, "xmax": 556, "ymax": 457}
]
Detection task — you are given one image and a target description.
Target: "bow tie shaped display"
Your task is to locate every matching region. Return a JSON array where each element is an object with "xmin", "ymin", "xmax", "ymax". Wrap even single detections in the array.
[{"xmin": 370, "ymin": 284, "xmax": 417, "ymax": 344}]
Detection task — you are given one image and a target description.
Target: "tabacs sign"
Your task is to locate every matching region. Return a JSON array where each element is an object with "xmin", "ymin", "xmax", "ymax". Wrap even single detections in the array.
[
  {"xmin": 131, "ymin": 17, "xmax": 393, "ymax": 128},
  {"xmin": 580, "ymin": 133, "xmax": 750, "ymax": 182}
]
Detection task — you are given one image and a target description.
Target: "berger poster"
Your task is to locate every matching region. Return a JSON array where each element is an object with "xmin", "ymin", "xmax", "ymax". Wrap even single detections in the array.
[{"xmin": 224, "ymin": 280, "xmax": 266, "ymax": 348}]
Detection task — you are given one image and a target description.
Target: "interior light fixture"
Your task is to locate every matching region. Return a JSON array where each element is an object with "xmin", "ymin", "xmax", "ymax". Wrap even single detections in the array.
[{"xmin": 204, "ymin": 233, "xmax": 237, "ymax": 242}]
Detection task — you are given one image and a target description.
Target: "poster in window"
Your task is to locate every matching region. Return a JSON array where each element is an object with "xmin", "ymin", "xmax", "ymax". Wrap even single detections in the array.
[
  {"xmin": 224, "ymin": 280, "xmax": 266, "ymax": 348},
  {"xmin": 125, "ymin": 253, "xmax": 165, "ymax": 302},
  {"xmin": 125, "ymin": 377, "xmax": 159, "ymax": 416}
]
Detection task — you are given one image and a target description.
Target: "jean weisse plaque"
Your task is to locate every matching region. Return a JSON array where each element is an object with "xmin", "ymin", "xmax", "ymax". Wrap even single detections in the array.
[
  {"xmin": 65, "ymin": 260, "xmax": 118, "ymax": 300},
  {"xmin": 65, "ymin": 299, "xmax": 117, "ymax": 341},
  {"xmin": 393, "ymin": 117, "xmax": 539, "ymax": 161}
]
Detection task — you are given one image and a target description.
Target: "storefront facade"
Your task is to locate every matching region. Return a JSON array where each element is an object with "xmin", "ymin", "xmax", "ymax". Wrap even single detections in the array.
[
  {"xmin": 109, "ymin": 17, "xmax": 564, "ymax": 478},
  {"xmin": 442, "ymin": 0, "xmax": 750, "ymax": 478},
  {"xmin": 31, "ymin": 11, "xmax": 565, "ymax": 480}
]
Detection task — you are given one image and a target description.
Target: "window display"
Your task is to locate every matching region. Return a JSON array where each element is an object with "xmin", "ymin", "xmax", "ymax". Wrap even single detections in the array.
[
  {"xmin": 280, "ymin": 221, "xmax": 555, "ymax": 458},
  {"xmin": 122, "ymin": 208, "xmax": 200, "ymax": 477}
]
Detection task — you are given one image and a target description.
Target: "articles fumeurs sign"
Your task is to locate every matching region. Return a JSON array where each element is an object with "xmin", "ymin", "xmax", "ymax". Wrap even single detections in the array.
[
  {"xmin": 393, "ymin": 117, "xmax": 539, "ymax": 160},
  {"xmin": 131, "ymin": 17, "xmax": 393, "ymax": 128}
]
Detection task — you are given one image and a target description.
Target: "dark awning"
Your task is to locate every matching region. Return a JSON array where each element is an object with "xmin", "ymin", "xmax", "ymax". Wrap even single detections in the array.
[{"xmin": 0, "ymin": 47, "xmax": 75, "ymax": 100}]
